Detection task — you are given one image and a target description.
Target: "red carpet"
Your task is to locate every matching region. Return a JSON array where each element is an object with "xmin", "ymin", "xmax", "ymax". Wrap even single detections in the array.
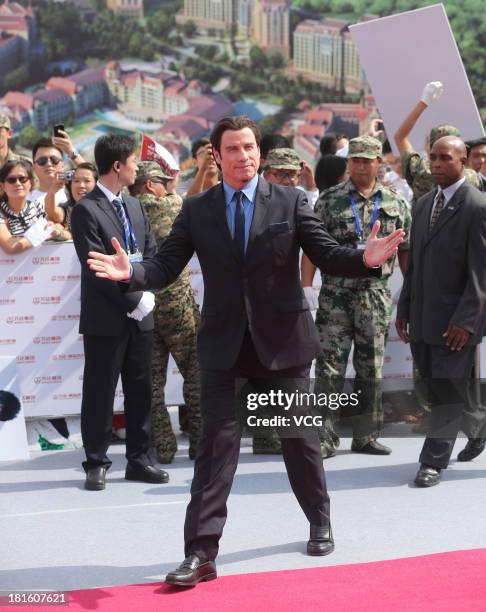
[{"xmin": 12, "ymin": 548, "xmax": 486, "ymax": 611}]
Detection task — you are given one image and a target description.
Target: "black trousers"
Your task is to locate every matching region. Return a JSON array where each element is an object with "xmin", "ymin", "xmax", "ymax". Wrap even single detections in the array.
[
  {"xmin": 184, "ymin": 331, "xmax": 330, "ymax": 562},
  {"xmin": 411, "ymin": 341, "xmax": 485, "ymax": 469},
  {"xmin": 81, "ymin": 321, "xmax": 154, "ymax": 472}
]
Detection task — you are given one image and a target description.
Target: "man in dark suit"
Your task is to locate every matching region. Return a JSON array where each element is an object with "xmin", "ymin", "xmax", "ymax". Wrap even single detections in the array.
[
  {"xmin": 71, "ymin": 134, "xmax": 168, "ymax": 491},
  {"xmin": 396, "ymin": 136, "xmax": 486, "ymax": 488},
  {"xmin": 87, "ymin": 116, "xmax": 404, "ymax": 585}
]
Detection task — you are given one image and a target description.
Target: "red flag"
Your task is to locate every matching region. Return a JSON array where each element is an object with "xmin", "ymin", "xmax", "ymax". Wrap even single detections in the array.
[{"xmin": 140, "ymin": 134, "xmax": 179, "ymax": 176}]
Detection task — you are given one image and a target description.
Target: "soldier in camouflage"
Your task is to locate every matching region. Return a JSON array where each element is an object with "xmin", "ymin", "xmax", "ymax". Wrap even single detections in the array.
[
  {"xmin": 394, "ymin": 82, "xmax": 482, "ymax": 204},
  {"xmin": 0, "ymin": 115, "xmax": 28, "ymax": 170},
  {"xmin": 301, "ymin": 136, "xmax": 411, "ymax": 457},
  {"xmin": 130, "ymin": 161, "xmax": 201, "ymax": 463}
]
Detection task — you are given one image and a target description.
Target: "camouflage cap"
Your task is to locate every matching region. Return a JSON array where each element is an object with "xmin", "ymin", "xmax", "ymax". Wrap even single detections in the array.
[
  {"xmin": 264, "ymin": 148, "xmax": 301, "ymax": 170},
  {"xmin": 0, "ymin": 115, "xmax": 11, "ymax": 129},
  {"xmin": 347, "ymin": 136, "xmax": 382, "ymax": 159},
  {"xmin": 429, "ymin": 124, "xmax": 461, "ymax": 147},
  {"xmin": 135, "ymin": 161, "xmax": 172, "ymax": 184}
]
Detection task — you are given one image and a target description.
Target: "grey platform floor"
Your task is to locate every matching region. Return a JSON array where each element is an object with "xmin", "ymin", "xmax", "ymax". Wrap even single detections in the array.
[{"xmin": 1, "ymin": 425, "xmax": 486, "ymax": 592}]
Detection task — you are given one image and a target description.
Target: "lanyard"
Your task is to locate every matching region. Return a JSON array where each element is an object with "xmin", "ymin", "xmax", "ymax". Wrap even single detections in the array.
[{"xmin": 348, "ymin": 193, "xmax": 380, "ymax": 240}]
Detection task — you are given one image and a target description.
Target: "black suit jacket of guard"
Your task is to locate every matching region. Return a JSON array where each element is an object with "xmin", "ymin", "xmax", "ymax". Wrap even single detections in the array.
[
  {"xmin": 397, "ymin": 182, "xmax": 486, "ymax": 346},
  {"xmin": 71, "ymin": 185, "xmax": 157, "ymax": 336},
  {"xmin": 129, "ymin": 177, "xmax": 376, "ymax": 370}
]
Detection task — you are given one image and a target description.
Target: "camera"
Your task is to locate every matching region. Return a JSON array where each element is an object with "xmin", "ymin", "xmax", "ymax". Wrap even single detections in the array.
[{"xmin": 57, "ymin": 170, "xmax": 74, "ymax": 182}]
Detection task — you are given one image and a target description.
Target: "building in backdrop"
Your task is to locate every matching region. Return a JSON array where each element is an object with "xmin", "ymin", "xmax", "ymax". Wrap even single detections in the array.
[
  {"xmin": 0, "ymin": 0, "xmax": 37, "ymax": 89},
  {"xmin": 176, "ymin": 0, "xmax": 238, "ymax": 33},
  {"xmin": 106, "ymin": 0, "xmax": 143, "ymax": 20},
  {"xmin": 252, "ymin": 0, "xmax": 289, "ymax": 59},
  {"xmin": 291, "ymin": 18, "xmax": 364, "ymax": 94}
]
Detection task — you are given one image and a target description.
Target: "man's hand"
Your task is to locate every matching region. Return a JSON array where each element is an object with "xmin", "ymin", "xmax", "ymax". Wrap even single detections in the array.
[
  {"xmin": 368, "ymin": 118, "xmax": 384, "ymax": 140},
  {"xmin": 363, "ymin": 221, "xmax": 405, "ymax": 267},
  {"xmin": 395, "ymin": 317, "xmax": 410, "ymax": 343},
  {"xmin": 421, "ymin": 81, "xmax": 443, "ymax": 107},
  {"xmin": 300, "ymin": 161, "xmax": 317, "ymax": 191},
  {"xmin": 87, "ymin": 237, "xmax": 131, "ymax": 280},
  {"xmin": 443, "ymin": 324, "xmax": 470, "ymax": 351},
  {"xmin": 200, "ymin": 143, "xmax": 217, "ymax": 174},
  {"xmin": 52, "ymin": 129, "xmax": 75, "ymax": 158}
]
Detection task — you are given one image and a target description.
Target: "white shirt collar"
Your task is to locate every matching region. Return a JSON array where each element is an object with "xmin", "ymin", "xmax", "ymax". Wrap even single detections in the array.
[
  {"xmin": 437, "ymin": 176, "xmax": 466, "ymax": 204},
  {"xmin": 97, "ymin": 180, "xmax": 120, "ymax": 203}
]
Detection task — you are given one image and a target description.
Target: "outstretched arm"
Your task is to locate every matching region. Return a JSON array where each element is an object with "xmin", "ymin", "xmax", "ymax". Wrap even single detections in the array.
[
  {"xmin": 88, "ymin": 199, "xmax": 195, "ymax": 291},
  {"xmin": 394, "ymin": 81, "xmax": 443, "ymax": 155}
]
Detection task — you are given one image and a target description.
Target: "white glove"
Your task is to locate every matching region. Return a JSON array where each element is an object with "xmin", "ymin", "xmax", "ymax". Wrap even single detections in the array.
[
  {"xmin": 303, "ymin": 286, "xmax": 319, "ymax": 311},
  {"xmin": 127, "ymin": 291, "xmax": 155, "ymax": 321},
  {"xmin": 421, "ymin": 81, "xmax": 443, "ymax": 106},
  {"xmin": 24, "ymin": 218, "xmax": 56, "ymax": 247}
]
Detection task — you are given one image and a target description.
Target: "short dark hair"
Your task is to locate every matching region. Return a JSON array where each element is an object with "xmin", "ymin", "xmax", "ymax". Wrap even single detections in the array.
[
  {"xmin": 319, "ymin": 132, "xmax": 346, "ymax": 157},
  {"xmin": 315, "ymin": 155, "xmax": 347, "ymax": 193},
  {"xmin": 210, "ymin": 116, "xmax": 261, "ymax": 154},
  {"xmin": 382, "ymin": 139, "xmax": 392, "ymax": 155},
  {"xmin": 192, "ymin": 137, "xmax": 211, "ymax": 158},
  {"xmin": 260, "ymin": 134, "xmax": 290, "ymax": 160},
  {"xmin": 32, "ymin": 138, "xmax": 63, "ymax": 160},
  {"xmin": 0, "ymin": 390, "xmax": 21, "ymax": 422},
  {"xmin": 66, "ymin": 162, "xmax": 98, "ymax": 201},
  {"xmin": 0, "ymin": 159, "xmax": 34, "ymax": 185},
  {"xmin": 94, "ymin": 134, "xmax": 137, "ymax": 176}
]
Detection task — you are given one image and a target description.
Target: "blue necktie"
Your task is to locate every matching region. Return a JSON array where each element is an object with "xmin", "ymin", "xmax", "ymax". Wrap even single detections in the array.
[
  {"xmin": 112, "ymin": 197, "xmax": 130, "ymax": 250},
  {"xmin": 234, "ymin": 191, "xmax": 245, "ymax": 258}
]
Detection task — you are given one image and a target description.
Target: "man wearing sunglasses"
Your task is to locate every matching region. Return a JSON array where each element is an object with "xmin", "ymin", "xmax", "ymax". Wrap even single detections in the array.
[
  {"xmin": 29, "ymin": 138, "xmax": 69, "ymax": 208},
  {"xmin": 263, "ymin": 148, "xmax": 319, "ymax": 209}
]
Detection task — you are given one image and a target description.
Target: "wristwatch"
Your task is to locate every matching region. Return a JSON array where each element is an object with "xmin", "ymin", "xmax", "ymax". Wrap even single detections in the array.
[{"xmin": 70, "ymin": 149, "xmax": 80, "ymax": 160}]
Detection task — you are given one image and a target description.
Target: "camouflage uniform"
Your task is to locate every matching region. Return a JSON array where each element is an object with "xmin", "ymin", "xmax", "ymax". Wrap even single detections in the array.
[
  {"xmin": 137, "ymin": 162, "xmax": 201, "ymax": 463},
  {"xmin": 314, "ymin": 137, "xmax": 411, "ymax": 454},
  {"xmin": 402, "ymin": 125, "xmax": 482, "ymax": 204}
]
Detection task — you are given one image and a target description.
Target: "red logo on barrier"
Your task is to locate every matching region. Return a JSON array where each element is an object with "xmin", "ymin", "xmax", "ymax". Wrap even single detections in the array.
[
  {"xmin": 6, "ymin": 316, "xmax": 34, "ymax": 324},
  {"xmin": 51, "ymin": 314, "xmax": 80, "ymax": 321},
  {"xmin": 53, "ymin": 393, "xmax": 82, "ymax": 400},
  {"xmin": 16, "ymin": 355, "xmax": 35, "ymax": 364},
  {"xmin": 0, "ymin": 298, "xmax": 15, "ymax": 306},
  {"xmin": 32, "ymin": 296, "xmax": 62, "ymax": 305},
  {"xmin": 0, "ymin": 258, "xmax": 15, "ymax": 265},
  {"xmin": 6, "ymin": 275, "xmax": 34, "ymax": 284},
  {"xmin": 33, "ymin": 375, "xmax": 62, "ymax": 384},
  {"xmin": 32, "ymin": 256, "xmax": 61, "ymax": 265},
  {"xmin": 52, "ymin": 353, "xmax": 84, "ymax": 361},
  {"xmin": 50, "ymin": 274, "xmax": 81, "ymax": 282},
  {"xmin": 0, "ymin": 338, "xmax": 16, "ymax": 345},
  {"xmin": 33, "ymin": 336, "xmax": 62, "ymax": 344},
  {"xmin": 22, "ymin": 395, "xmax": 36, "ymax": 403}
]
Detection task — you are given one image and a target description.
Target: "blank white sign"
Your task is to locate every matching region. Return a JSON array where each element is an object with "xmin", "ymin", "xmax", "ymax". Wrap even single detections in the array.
[{"xmin": 350, "ymin": 3, "xmax": 484, "ymax": 154}]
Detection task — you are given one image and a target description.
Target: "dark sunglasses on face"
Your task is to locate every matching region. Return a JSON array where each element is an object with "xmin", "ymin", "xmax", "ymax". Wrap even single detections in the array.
[
  {"xmin": 35, "ymin": 155, "xmax": 62, "ymax": 166},
  {"xmin": 5, "ymin": 175, "xmax": 30, "ymax": 185}
]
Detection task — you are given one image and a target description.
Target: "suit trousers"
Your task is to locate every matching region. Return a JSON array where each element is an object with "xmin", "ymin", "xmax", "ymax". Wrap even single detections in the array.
[
  {"xmin": 411, "ymin": 341, "xmax": 484, "ymax": 469},
  {"xmin": 184, "ymin": 331, "xmax": 330, "ymax": 562},
  {"xmin": 81, "ymin": 321, "xmax": 154, "ymax": 471}
]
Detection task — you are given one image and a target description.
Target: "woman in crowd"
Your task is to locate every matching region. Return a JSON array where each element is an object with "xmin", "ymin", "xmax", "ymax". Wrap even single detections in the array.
[
  {"xmin": 0, "ymin": 159, "xmax": 58, "ymax": 254},
  {"xmin": 45, "ymin": 162, "xmax": 98, "ymax": 240}
]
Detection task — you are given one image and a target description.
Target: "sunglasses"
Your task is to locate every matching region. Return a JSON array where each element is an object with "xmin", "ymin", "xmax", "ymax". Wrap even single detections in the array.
[
  {"xmin": 5, "ymin": 175, "xmax": 30, "ymax": 185},
  {"xmin": 35, "ymin": 155, "xmax": 62, "ymax": 166}
]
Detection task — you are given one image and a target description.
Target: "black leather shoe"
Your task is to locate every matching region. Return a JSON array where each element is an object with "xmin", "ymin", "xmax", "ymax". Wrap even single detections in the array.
[
  {"xmin": 125, "ymin": 464, "xmax": 169, "ymax": 484},
  {"xmin": 307, "ymin": 525, "xmax": 334, "ymax": 556},
  {"xmin": 414, "ymin": 464, "xmax": 441, "ymax": 487},
  {"xmin": 165, "ymin": 554, "xmax": 217, "ymax": 587},
  {"xmin": 351, "ymin": 440, "xmax": 392, "ymax": 455},
  {"xmin": 457, "ymin": 438, "xmax": 486, "ymax": 462},
  {"xmin": 85, "ymin": 467, "xmax": 106, "ymax": 491}
]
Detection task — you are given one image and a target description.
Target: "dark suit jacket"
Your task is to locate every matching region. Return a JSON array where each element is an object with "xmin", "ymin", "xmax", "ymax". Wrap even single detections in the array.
[
  {"xmin": 71, "ymin": 185, "xmax": 156, "ymax": 336},
  {"xmin": 129, "ymin": 177, "xmax": 377, "ymax": 370},
  {"xmin": 397, "ymin": 181, "xmax": 486, "ymax": 346}
]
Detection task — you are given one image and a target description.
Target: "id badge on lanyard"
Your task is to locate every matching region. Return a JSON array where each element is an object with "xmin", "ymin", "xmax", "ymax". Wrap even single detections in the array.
[
  {"xmin": 129, "ymin": 250, "xmax": 143, "ymax": 263},
  {"xmin": 119, "ymin": 201, "xmax": 142, "ymax": 262},
  {"xmin": 349, "ymin": 193, "xmax": 380, "ymax": 249}
]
